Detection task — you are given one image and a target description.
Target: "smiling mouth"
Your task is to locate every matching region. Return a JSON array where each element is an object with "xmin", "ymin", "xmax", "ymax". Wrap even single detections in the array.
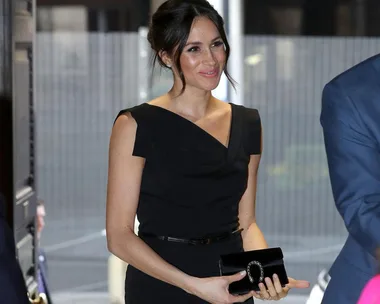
[{"xmin": 200, "ymin": 68, "xmax": 219, "ymax": 77}]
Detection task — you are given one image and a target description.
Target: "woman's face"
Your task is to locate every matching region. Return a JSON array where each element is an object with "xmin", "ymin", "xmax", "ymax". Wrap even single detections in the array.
[{"xmin": 175, "ymin": 16, "xmax": 226, "ymax": 92}]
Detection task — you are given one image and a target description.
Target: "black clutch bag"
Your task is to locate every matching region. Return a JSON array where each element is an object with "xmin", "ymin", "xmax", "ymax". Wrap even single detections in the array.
[{"xmin": 219, "ymin": 247, "xmax": 289, "ymax": 295}]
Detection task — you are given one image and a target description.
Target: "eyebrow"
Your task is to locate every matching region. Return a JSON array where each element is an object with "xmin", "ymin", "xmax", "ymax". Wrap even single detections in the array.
[{"xmin": 185, "ymin": 36, "xmax": 222, "ymax": 47}]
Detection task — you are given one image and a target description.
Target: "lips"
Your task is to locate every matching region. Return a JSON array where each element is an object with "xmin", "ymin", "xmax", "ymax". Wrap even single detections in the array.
[{"xmin": 199, "ymin": 68, "xmax": 219, "ymax": 77}]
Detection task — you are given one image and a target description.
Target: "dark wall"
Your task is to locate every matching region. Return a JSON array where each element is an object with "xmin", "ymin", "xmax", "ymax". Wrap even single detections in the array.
[
  {"xmin": 37, "ymin": 0, "xmax": 150, "ymax": 32},
  {"xmin": 38, "ymin": 0, "xmax": 130, "ymax": 6},
  {"xmin": 0, "ymin": 0, "xmax": 13, "ymax": 93},
  {"xmin": 244, "ymin": 0, "xmax": 380, "ymax": 37},
  {"xmin": 0, "ymin": 0, "xmax": 39, "ymax": 296},
  {"xmin": 0, "ymin": 0, "xmax": 15, "ymax": 227}
]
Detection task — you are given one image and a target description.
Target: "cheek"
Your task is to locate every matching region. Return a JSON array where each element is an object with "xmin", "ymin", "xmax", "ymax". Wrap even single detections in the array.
[
  {"xmin": 180, "ymin": 54, "xmax": 201, "ymax": 72},
  {"xmin": 215, "ymin": 49, "xmax": 226, "ymax": 65}
]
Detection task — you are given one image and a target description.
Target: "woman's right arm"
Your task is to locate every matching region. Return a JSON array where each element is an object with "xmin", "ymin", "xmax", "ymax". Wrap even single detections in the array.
[
  {"xmin": 106, "ymin": 113, "xmax": 253, "ymax": 303},
  {"xmin": 106, "ymin": 113, "xmax": 193, "ymax": 291}
]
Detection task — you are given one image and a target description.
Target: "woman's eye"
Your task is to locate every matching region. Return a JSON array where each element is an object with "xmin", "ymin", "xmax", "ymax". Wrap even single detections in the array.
[
  {"xmin": 213, "ymin": 41, "xmax": 224, "ymax": 47},
  {"xmin": 187, "ymin": 46, "xmax": 200, "ymax": 52}
]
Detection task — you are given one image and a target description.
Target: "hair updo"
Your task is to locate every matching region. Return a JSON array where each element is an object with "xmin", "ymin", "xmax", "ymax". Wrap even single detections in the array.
[{"xmin": 147, "ymin": 0, "xmax": 236, "ymax": 94}]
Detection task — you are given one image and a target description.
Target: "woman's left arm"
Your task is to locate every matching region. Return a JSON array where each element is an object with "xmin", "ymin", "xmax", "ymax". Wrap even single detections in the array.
[
  {"xmin": 238, "ymin": 129, "xmax": 310, "ymax": 301},
  {"xmin": 238, "ymin": 153, "xmax": 268, "ymax": 251}
]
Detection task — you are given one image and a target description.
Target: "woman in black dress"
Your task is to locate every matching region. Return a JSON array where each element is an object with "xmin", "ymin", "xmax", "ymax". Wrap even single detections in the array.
[{"xmin": 106, "ymin": 1, "xmax": 309, "ymax": 303}]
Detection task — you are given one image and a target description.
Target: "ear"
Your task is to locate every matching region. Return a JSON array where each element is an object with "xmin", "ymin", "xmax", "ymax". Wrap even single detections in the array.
[{"xmin": 159, "ymin": 49, "xmax": 172, "ymax": 68}]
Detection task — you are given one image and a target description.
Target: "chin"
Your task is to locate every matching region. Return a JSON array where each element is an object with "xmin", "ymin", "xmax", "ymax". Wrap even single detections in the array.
[
  {"xmin": 186, "ymin": 74, "xmax": 222, "ymax": 92},
  {"xmin": 194, "ymin": 83, "xmax": 215, "ymax": 91},
  {"xmin": 206, "ymin": 85, "xmax": 219, "ymax": 91},
  {"xmin": 198, "ymin": 79, "xmax": 222, "ymax": 91}
]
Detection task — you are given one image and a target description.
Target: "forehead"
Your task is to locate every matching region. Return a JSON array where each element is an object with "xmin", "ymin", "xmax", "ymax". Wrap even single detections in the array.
[{"xmin": 187, "ymin": 17, "xmax": 220, "ymax": 41}]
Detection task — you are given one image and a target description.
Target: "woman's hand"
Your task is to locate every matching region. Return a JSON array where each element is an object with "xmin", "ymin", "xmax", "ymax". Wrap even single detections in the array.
[
  {"xmin": 252, "ymin": 275, "xmax": 310, "ymax": 301},
  {"xmin": 187, "ymin": 271, "xmax": 254, "ymax": 304}
]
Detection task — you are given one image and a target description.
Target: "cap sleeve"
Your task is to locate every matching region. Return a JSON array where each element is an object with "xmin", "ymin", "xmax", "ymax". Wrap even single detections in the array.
[
  {"xmin": 245, "ymin": 108, "xmax": 262, "ymax": 155},
  {"xmin": 114, "ymin": 105, "xmax": 150, "ymax": 158}
]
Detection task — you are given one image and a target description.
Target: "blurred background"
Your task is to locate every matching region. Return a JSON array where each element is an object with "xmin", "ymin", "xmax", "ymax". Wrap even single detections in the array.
[{"xmin": 18, "ymin": 0, "xmax": 380, "ymax": 303}]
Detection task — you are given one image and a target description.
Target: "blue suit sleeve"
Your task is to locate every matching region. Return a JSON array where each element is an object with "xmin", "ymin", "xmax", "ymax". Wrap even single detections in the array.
[{"xmin": 321, "ymin": 83, "xmax": 380, "ymax": 258}]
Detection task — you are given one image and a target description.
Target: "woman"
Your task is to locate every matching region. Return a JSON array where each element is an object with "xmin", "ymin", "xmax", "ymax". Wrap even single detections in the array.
[
  {"xmin": 106, "ymin": 0, "xmax": 309, "ymax": 303},
  {"xmin": 357, "ymin": 248, "xmax": 380, "ymax": 304}
]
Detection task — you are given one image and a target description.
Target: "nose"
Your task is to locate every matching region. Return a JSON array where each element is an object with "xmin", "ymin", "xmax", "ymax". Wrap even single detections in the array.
[{"xmin": 202, "ymin": 49, "xmax": 217, "ymax": 66}]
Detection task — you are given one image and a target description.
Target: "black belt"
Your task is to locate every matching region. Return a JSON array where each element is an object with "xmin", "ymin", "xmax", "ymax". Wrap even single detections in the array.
[{"xmin": 139, "ymin": 228, "xmax": 243, "ymax": 245}]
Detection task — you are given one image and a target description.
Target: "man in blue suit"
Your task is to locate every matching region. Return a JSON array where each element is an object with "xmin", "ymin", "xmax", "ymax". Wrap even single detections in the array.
[
  {"xmin": 320, "ymin": 54, "xmax": 380, "ymax": 303},
  {"xmin": 0, "ymin": 193, "xmax": 30, "ymax": 303}
]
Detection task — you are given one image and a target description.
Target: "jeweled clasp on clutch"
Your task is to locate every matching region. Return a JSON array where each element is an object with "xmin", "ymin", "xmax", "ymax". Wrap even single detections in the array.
[{"xmin": 247, "ymin": 260, "xmax": 264, "ymax": 283}]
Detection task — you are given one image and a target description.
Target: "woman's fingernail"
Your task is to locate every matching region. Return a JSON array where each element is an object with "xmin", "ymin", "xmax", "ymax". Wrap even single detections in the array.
[
  {"xmin": 240, "ymin": 270, "xmax": 246, "ymax": 276},
  {"xmin": 273, "ymin": 274, "xmax": 278, "ymax": 279}
]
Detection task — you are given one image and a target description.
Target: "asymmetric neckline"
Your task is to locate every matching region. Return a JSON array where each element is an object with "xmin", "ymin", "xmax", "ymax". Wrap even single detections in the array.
[{"xmin": 143, "ymin": 102, "xmax": 234, "ymax": 150}]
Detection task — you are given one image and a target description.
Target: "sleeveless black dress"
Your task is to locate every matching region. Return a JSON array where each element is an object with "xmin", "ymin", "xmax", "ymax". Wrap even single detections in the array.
[{"xmin": 117, "ymin": 103, "xmax": 261, "ymax": 303}]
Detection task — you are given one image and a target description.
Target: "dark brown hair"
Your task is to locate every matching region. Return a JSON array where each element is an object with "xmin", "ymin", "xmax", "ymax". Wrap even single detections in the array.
[{"xmin": 147, "ymin": 0, "xmax": 236, "ymax": 95}]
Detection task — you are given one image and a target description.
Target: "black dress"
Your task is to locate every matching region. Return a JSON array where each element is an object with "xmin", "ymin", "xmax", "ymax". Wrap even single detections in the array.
[{"xmin": 117, "ymin": 102, "xmax": 261, "ymax": 304}]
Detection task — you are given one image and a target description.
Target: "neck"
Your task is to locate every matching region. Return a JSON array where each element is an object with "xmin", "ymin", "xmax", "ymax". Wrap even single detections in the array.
[{"xmin": 168, "ymin": 82, "xmax": 214, "ymax": 118}]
